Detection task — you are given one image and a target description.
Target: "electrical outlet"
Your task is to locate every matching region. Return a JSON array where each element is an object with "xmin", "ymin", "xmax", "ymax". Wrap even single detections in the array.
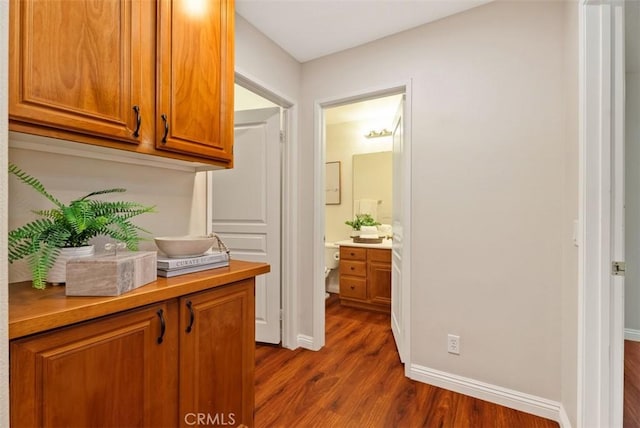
[{"xmin": 447, "ymin": 334, "xmax": 460, "ymax": 355}]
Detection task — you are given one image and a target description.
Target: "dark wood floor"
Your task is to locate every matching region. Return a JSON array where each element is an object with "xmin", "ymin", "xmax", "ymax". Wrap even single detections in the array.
[
  {"xmin": 625, "ymin": 340, "xmax": 640, "ymax": 428},
  {"xmin": 255, "ymin": 294, "xmax": 559, "ymax": 427}
]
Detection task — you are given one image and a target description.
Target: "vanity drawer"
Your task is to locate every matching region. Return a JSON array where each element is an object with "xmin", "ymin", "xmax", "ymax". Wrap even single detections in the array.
[
  {"xmin": 368, "ymin": 248, "xmax": 391, "ymax": 263},
  {"xmin": 340, "ymin": 260, "xmax": 366, "ymax": 277},
  {"xmin": 340, "ymin": 246, "xmax": 366, "ymax": 261},
  {"xmin": 340, "ymin": 277, "xmax": 367, "ymax": 300}
]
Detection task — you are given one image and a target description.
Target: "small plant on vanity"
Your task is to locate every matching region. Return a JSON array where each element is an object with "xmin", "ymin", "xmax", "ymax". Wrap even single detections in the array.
[
  {"xmin": 345, "ymin": 213, "xmax": 380, "ymax": 231},
  {"xmin": 7, "ymin": 162, "xmax": 155, "ymax": 289}
]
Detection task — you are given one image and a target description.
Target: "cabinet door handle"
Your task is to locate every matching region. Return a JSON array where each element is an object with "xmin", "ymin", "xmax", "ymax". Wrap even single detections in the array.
[
  {"xmin": 161, "ymin": 114, "xmax": 169, "ymax": 143},
  {"xmin": 156, "ymin": 309, "xmax": 166, "ymax": 344},
  {"xmin": 132, "ymin": 105, "xmax": 141, "ymax": 137},
  {"xmin": 186, "ymin": 300, "xmax": 195, "ymax": 333}
]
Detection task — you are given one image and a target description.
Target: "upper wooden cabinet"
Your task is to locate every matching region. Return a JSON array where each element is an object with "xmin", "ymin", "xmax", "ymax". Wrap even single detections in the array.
[
  {"xmin": 9, "ymin": 0, "xmax": 234, "ymax": 168},
  {"xmin": 9, "ymin": 0, "xmax": 146, "ymax": 143},
  {"xmin": 157, "ymin": 0, "xmax": 234, "ymax": 164}
]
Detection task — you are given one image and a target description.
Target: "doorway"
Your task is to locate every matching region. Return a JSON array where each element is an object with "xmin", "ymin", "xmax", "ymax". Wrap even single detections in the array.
[
  {"xmin": 207, "ymin": 76, "xmax": 295, "ymax": 346},
  {"xmin": 312, "ymin": 84, "xmax": 411, "ymax": 364},
  {"xmin": 323, "ymin": 95, "xmax": 400, "ymax": 296}
]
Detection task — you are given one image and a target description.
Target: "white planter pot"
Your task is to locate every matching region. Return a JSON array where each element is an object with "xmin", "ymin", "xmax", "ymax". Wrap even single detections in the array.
[{"xmin": 47, "ymin": 245, "xmax": 95, "ymax": 285}]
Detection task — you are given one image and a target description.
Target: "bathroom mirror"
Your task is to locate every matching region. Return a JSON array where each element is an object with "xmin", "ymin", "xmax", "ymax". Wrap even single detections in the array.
[{"xmin": 352, "ymin": 151, "xmax": 392, "ymax": 224}]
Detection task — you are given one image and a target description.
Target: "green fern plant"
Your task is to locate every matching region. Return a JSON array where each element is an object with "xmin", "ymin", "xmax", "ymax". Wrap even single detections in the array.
[{"xmin": 8, "ymin": 162, "xmax": 155, "ymax": 289}]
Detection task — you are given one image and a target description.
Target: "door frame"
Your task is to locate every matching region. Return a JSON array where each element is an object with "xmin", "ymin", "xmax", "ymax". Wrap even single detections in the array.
[
  {"xmin": 312, "ymin": 81, "xmax": 412, "ymax": 367},
  {"xmin": 207, "ymin": 71, "xmax": 298, "ymax": 349},
  {"xmin": 579, "ymin": 1, "xmax": 625, "ymax": 426}
]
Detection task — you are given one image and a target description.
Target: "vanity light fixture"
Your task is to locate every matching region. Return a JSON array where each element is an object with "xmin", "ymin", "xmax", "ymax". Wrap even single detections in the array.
[{"xmin": 365, "ymin": 129, "xmax": 392, "ymax": 138}]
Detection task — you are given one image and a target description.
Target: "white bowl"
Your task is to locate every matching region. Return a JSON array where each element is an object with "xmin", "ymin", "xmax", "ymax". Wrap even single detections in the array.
[{"xmin": 154, "ymin": 235, "xmax": 216, "ymax": 258}]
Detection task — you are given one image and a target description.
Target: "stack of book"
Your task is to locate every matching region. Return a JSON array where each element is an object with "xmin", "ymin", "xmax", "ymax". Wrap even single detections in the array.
[{"xmin": 157, "ymin": 251, "xmax": 230, "ymax": 278}]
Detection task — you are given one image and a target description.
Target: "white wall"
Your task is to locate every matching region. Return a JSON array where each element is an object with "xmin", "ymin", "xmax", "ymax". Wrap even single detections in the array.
[
  {"xmin": 325, "ymin": 119, "xmax": 392, "ymax": 243},
  {"xmin": 625, "ymin": 0, "xmax": 640, "ymax": 336},
  {"xmin": 561, "ymin": 2, "xmax": 579, "ymax": 425},
  {"xmin": 7, "ymin": 147, "xmax": 207, "ymax": 282},
  {"xmin": 0, "ymin": 0, "xmax": 9, "ymax": 425},
  {"xmin": 300, "ymin": 0, "xmax": 578, "ymax": 407},
  {"xmin": 235, "ymin": 14, "xmax": 301, "ymax": 102}
]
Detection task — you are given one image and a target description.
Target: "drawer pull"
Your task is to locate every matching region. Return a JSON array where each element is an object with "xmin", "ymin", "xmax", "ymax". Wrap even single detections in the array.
[
  {"xmin": 350, "ymin": 252, "xmax": 355, "ymax": 256},
  {"xmin": 161, "ymin": 114, "xmax": 169, "ymax": 143},
  {"xmin": 156, "ymin": 309, "xmax": 166, "ymax": 344},
  {"xmin": 132, "ymin": 105, "xmax": 141, "ymax": 137},
  {"xmin": 350, "ymin": 286, "xmax": 355, "ymax": 290},
  {"xmin": 350, "ymin": 266, "xmax": 355, "ymax": 270},
  {"xmin": 186, "ymin": 300, "xmax": 195, "ymax": 333}
]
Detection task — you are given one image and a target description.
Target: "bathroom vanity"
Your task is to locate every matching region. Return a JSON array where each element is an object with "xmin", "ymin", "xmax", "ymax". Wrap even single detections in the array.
[{"xmin": 337, "ymin": 241, "xmax": 391, "ymax": 313}]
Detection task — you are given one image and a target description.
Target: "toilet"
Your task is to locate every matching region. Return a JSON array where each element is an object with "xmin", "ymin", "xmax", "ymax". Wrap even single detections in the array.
[{"xmin": 324, "ymin": 243, "xmax": 340, "ymax": 295}]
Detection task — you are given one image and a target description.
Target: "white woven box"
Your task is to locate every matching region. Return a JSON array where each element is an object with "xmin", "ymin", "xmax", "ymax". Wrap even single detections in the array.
[{"xmin": 65, "ymin": 251, "xmax": 157, "ymax": 296}]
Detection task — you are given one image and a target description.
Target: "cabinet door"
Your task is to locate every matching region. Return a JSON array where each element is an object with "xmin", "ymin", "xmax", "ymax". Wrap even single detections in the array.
[
  {"xmin": 10, "ymin": 302, "xmax": 178, "ymax": 427},
  {"xmin": 179, "ymin": 279, "xmax": 255, "ymax": 427},
  {"xmin": 157, "ymin": 0, "xmax": 234, "ymax": 164},
  {"xmin": 368, "ymin": 260, "xmax": 392, "ymax": 306},
  {"xmin": 9, "ymin": 0, "xmax": 146, "ymax": 143}
]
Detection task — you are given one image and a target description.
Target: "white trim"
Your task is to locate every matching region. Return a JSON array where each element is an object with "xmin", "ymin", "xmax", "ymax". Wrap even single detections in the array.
[
  {"xmin": 312, "ymin": 82, "xmax": 412, "ymax": 358},
  {"xmin": 280, "ymin": 106, "xmax": 300, "ymax": 350},
  {"xmin": 311, "ymin": 99, "xmax": 325, "ymax": 351},
  {"xmin": 625, "ymin": 328, "xmax": 640, "ymax": 342},
  {"xmin": 579, "ymin": 1, "xmax": 626, "ymax": 427},
  {"xmin": 296, "ymin": 334, "xmax": 315, "ymax": 349},
  {"xmin": 559, "ymin": 404, "xmax": 573, "ymax": 428},
  {"xmin": 401, "ymin": 83, "xmax": 412, "ymax": 372},
  {"xmin": 610, "ymin": 3, "xmax": 626, "ymax": 426},
  {"xmin": 230, "ymin": 70, "xmax": 300, "ymax": 350},
  {"xmin": 409, "ymin": 364, "xmax": 564, "ymax": 425}
]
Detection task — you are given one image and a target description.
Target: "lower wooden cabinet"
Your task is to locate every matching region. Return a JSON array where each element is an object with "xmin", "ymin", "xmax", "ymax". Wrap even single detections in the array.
[
  {"xmin": 339, "ymin": 246, "xmax": 391, "ymax": 312},
  {"xmin": 179, "ymin": 281, "xmax": 255, "ymax": 427},
  {"xmin": 10, "ymin": 279, "xmax": 255, "ymax": 428}
]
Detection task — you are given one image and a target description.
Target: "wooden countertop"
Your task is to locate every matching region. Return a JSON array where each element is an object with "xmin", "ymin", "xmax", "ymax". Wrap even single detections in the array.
[{"xmin": 9, "ymin": 259, "xmax": 270, "ymax": 340}]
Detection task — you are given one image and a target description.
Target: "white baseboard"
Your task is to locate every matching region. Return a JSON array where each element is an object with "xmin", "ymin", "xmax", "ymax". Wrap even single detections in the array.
[
  {"xmin": 297, "ymin": 334, "xmax": 317, "ymax": 350},
  {"xmin": 625, "ymin": 328, "xmax": 640, "ymax": 342},
  {"xmin": 558, "ymin": 404, "xmax": 572, "ymax": 428},
  {"xmin": 409, "ymin": 364, "xmax": 564, "ymax": 425}
]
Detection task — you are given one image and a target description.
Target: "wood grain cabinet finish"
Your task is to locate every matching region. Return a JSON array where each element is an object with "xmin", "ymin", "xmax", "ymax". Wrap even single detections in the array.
[
  {"xmin": 339, "ymin": 246, "xmax": 391, "ymax": 313},
  {"xmin": 157, "ymin": 0, "xmax": 234, "ymax": 165},
  {"xmin": 179, "ymin": 280, "xmax": 255, "ymax": 428},
  {"xmin": 10, "ymin": 302, "xmax": 179, "ymax": 428},
  {"xmin": 9, "ymin": 0, "xmax": 147, "ymax": 143},
  {"xmin": 9, "ymin": 0, "xmax": 235, "ymax": 167},
  {"xmin": 10, "ymin": 279, "xmax": 256, "ymax": 428}
]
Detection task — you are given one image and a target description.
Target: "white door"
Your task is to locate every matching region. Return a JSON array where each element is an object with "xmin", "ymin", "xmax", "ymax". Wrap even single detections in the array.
[
  {"xmin": 391, "ymin": 97, "xmax": 406, "ymax": 363},
  {"xmin": 210, "ymin": 107, "xmax": 281, "ymax": 344}
]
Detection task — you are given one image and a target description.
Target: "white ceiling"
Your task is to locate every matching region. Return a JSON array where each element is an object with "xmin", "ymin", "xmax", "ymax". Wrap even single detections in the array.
[{"xmin": 236, "ymin": 0, "xmax": 491, "ymax": 63}]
